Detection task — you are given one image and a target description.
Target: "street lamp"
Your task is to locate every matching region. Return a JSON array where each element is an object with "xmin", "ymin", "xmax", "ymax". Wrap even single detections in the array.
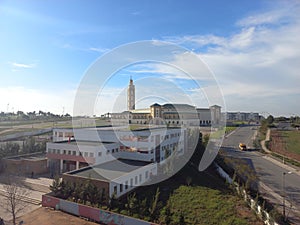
[{"xmin": 282, "ymin": 171, "xmax": 292, "ymax": 221}]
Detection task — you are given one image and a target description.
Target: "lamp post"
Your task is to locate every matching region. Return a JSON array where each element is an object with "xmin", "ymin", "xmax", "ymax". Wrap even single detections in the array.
[{"xmin": 282, "ymin": 171, "xmax": 292, "ymax": 221}]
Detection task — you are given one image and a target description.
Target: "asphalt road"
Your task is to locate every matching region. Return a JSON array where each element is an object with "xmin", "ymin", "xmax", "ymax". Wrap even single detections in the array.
[{"xmin": 222, "ymin": 126, "xmax": 300, "ymax": 222}]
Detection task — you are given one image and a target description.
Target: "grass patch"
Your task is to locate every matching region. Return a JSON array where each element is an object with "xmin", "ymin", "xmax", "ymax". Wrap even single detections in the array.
[
  {"xmin": 281, "ymin": 130, "xmax": 300, "ymax": 155},
  {"xmin": 166, "ymin": 185, "xmax": 249, "ymax": 225},
  {"xmin": 210, "ymin": 126, "xmax": 237, "ymax": 139},
  {"xmin": 270, "ymin": 152, "xmax": 300, "ymax": 167}
]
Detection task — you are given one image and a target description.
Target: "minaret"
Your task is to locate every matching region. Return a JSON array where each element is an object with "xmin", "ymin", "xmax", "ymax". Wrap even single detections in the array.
[{"xmin": 127, "ymin": 77, "xmax": 135, "ymax": 110}]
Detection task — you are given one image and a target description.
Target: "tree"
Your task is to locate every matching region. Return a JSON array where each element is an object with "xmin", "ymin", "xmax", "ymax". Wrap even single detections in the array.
[
  {"xmin": 266, "ymin": 115, "xmax": 274, "ymax": 125},
  {"xmin": 125, "ymin": 192, "xmax": 138, "ymax": 216},
  {"xmin": 3, "ymin": 181, "xmax": 31, "ymax": 225},
  {"xmin": 149, "ymin": 187, "xmax": 161, "ymax": 221}
]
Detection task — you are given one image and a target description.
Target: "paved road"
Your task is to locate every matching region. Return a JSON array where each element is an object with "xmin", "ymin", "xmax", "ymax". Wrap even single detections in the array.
[{"xmin": 222, "ymin": 126, "xmax": 300, "ymax": 222}]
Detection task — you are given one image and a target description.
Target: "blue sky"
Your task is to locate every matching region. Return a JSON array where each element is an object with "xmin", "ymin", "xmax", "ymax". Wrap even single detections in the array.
[{"xmin": 0, "ymin": 0, "xmax": 299, "ymax": 116}]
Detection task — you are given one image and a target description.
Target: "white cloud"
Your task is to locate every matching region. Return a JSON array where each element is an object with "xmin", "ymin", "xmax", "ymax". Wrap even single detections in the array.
[
  {"xmin": 161, "ymin": 2, "xmax": 300, "ymax": 115},
  {"xmin": 88, "ymin": 47, "xmax": 109, "ymax": 53},
  {"xmin": 9, "ymin": 62, "xmax": 36, "ymax": 69}
]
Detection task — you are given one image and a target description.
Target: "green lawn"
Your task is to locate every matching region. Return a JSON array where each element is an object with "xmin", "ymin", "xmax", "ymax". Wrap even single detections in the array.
[
  {"xmin": 210, "ymin": 126, "xmax": 237, "ymax": 139},
  {"xmin": 130, "ymin": 161, "xmax": 260, "ymax": 225},
  {"xmin": 166, "ymin": 185, "xmax": 249, "ymax": 225},
  {"xmin": 282, "ymin": 130, "xmax": 300, "ymax": 154}
]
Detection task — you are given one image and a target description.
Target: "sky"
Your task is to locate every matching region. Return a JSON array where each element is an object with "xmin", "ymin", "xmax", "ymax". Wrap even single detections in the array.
[{"xmin": 0, "ymin": 0, "xmax": 299, "ymax": 117}]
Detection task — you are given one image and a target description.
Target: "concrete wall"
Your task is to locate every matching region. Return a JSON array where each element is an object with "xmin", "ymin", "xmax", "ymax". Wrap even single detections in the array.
[
  {"xmin": 3, "ymin": 157, "xmax": 48, "ymax": 175},
  {"xmin": 110, "ymin": 163, "xmax": 157, "ymax": 198},
  {"xmin": 215, "ymin": 163, "xmax": 280, "ymax": 225},
  {"xmin": 42, "ymin": 194, "xmax": 157, "ymax": 225}
]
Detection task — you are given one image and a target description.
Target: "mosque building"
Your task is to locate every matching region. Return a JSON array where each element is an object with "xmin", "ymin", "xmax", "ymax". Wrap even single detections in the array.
[{"xmin": 111, "ymin": 78, "xmax": 222, "ymax": 127}]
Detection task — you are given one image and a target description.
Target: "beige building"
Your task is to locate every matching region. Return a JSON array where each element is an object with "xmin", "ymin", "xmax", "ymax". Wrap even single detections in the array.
[{"xmin": 112, "ymin": 78, "xmax": 222, "ymax": 127}]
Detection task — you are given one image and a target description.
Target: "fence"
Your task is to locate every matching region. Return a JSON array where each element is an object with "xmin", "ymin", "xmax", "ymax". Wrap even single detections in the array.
[
  {"xmin": 42, "ymin": 194, "xmax": 157, "ymax": 225},
  {"xmin": 215, "ymin": 163, "xmax": 280, "ymax": 225}
]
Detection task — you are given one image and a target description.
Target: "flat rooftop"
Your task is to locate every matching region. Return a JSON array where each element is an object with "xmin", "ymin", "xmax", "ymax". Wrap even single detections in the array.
[
  {"xmin": 67, "ymin": 159, "xmax": 150, "ymax": 181},
  {"xmin": 5, "ymin": 153, "xmax": 46, "ymax": 161},
  {"xmin": 68, "ymin": 140, "xmax": 115, "ymax": 146}
]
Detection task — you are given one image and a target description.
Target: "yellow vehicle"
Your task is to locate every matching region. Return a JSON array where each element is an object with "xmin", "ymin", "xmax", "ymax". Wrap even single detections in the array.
[{"xmin": 239, "ymin": 143, "xmax": 247, "ymax": 151}]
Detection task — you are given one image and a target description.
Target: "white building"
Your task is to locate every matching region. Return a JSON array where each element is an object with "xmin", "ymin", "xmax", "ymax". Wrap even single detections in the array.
[{"xmin": 47, "ymin": 127, "xmax": 186, "ymax": 175}]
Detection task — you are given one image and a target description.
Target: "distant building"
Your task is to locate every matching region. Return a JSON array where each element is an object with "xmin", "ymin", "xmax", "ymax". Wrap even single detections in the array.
[
  {"xmin": 226, "ymin": 112, "xmax": 260, "ymax": 122},
  {"xmin": 3, "ymin": 152, "xmax": 48, "ymax": 176},
  {"xmin": 112, "ymin": 78, "xmax": 222, "ymax": 127}
]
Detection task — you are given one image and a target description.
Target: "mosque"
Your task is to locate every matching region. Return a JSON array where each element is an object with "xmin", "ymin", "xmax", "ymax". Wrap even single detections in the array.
[{"xmin": 111, "ymin": 78, "xmax": 222, "ymax": 127}]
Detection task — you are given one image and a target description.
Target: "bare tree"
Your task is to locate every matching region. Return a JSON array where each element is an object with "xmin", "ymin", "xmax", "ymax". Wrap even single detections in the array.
[{"xmin": 3, "ymin": 181, "xmax": 31, "ymax": 225}]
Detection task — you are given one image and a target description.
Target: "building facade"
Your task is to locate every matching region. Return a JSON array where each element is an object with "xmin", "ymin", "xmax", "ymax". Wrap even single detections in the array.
[
  {"xmin": 47, "ymin": 127, "xmax": 186, "ymax": 175},
  {"xmin": 226, "ymin": 112, "xmax": 260, "ymax": 122},
  {"xmin": 112, "ymin": 78, "xmax": 222, "ymax": 127}
]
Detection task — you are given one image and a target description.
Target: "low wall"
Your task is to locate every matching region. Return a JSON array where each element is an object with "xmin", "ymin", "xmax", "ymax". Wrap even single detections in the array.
[
  {"xmin": 215, "ymin": 163, "xmax": 280, "ymax": 225},
  {"xmin": 42, "ymin": 194, "xmax": 157, "ymax": 225}
]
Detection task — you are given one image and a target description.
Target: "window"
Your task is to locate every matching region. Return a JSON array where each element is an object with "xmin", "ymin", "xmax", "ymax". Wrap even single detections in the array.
[
  {"xmin": 130, "ymin": 178, "xmax": 133, "ymax": 187},
  {"xmin": 57, "ymin": 149, "xmax": 60, "ymax": 154},
  {"xmin": 72, "ymin": 151, "xmax": 76, "ymax": 156},
  {"xmin": 116, "ymin": 148, "xmax": 119, "ymax": 152},
  {"xmin": 139, "ymin": 174, "xmax": 142, "ymax": 182},
  {"xmin": 98, "ymin": 152, "xmax": 102, "ymax": 157},
  {"xmin": 79, "ymin": 152, "xmax": 82, "ymax": 156},
  {"xmin": 89, "ymin": 152, "xmax": 94, "ymax": 157},
  {"xmin": 112, "ymin": 149, "xmax": 115, "ymax": 153},
  {"xmin": 84, "ymin": 152, "xmax": 88, "ymax": 157},
  {"xmin": 135, "ymin": 176, "xmax": 138, "ymax": 185},
  {"xmin": 120, "ymin": 184, "xmax": 123, "ymax": 192},
  {"xmin": 113, "ymin": 186, "xmax": 117, "ymax": 194},
  {"xmin": 106, "ymin": 150, "xmax": 110, "ymax": 155},
  {"xmin": 63, "ymin": 150, "xmax": 67, "ymax": 155},
  {"xmin": 145, "ymin": 171, "xmax": 149, "ymax": 179},
  {"xmin": 68, "ymin": 150, "xmax": 71, "ymax": 155},
  {"xmin": 125, "ymin": 181, "xmax": 128, "ymax": 190}
]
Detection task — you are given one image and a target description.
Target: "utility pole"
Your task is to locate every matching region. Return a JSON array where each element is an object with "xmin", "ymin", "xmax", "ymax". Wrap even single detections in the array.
[{"xmin": 282, "ymin": 171, "xmax": 292, "ymax": 221}]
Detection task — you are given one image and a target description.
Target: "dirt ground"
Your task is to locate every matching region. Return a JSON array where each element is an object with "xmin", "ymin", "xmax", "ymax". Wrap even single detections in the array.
[
  {"xmin": 17, "ymin": 207, "xmax": 98, "ymax": 225},
  {"xmin": 269, "ymin": 130, "xmax": 300, "ymax": 162}
]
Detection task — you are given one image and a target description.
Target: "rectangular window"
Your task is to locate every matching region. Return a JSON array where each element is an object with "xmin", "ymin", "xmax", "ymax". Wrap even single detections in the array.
[
  {"xmin": 125, "ymin": 181, "xmax": 128, "ymax": 190},
  {"xmin": 135, "ymin": 176, "xmax": 138, "ymax": 185},
  {"xmin": 145, "ymin": 171, "xmax": 149, "ymax": 179},
  {"xmin": 130, "ymin": 178, "xmax": 133, "ymax": 187},
  {"xmin": 106, "ymin": 150, "xmax": 110, "ymax": 155},
  {"xmin": 63, "ymin": 150, "xmax": 67, "ymax": 155},
  {"xmin": 57, "ymin": 149, "xmax": 60, "ymax": 154},
  {"xmin": 114, "ymin": 185, "xmax": 117, "ymax": 194},
  {"xmin": 72, "ymin": 151, "xmax": 76, "ymax": 156},
  {"xmin": 84, "ymin": 152, "xmax": 88, "ymax": 157},
  {"xmin": 139, "ymin": 174, "xmax": 142, "ymax": 182},
  {"xmin": 89, "ymin": 152, "xmax": 94, "ymax": 157},
  {"xmin": 98, "ymin": 152, "xmax": 102, "ymax": 157},
  {"xmin": 116, "ymin": 148, "xmax": 119, "ymax": 152},
  {"xmin": 68, "ymin": 150, "xmax": 71, "ymax": 155},
  {"xmin": 79, "ymin": 151, "xmax": 82, "ymax": 156},
  {"xmin": 120, "ymin": 184, "xmax": 123, "ymax": 192},
  {"xmin": 112, "ymin": 149, "xmax": 115, "ymax": 153}
]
